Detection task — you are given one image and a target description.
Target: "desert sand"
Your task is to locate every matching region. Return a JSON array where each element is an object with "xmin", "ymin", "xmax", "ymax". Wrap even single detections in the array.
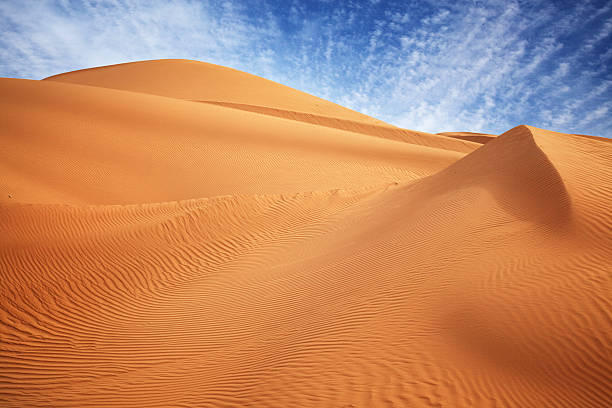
[
  {"xmin": 437, "ymin": 131, "xmax": 498, "ymax": 144},
  {"xmin": 1, "ymin": 60, "xmax": 611, "ymax": 407}
]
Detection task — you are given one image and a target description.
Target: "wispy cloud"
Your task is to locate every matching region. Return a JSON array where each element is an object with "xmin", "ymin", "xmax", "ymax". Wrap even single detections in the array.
[
  {"xmin": 1, "ymin": 0, "xmax": 610, "ymax": 137},
  {"xmin": 0, "ymin": 0, "xmax": 281, "ymax": 79}
]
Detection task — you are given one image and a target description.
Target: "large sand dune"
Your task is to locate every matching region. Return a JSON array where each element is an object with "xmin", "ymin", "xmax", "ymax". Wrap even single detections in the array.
[
  {"xmin": 44, "ymin": 59, "xmax": 388, "ymax": 125},
  {"xmin": 1, "ymin": 60, "xmax": 611, "ymax": 407}
]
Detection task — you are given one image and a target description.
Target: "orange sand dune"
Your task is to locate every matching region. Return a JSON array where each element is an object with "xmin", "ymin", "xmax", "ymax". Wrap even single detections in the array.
[
  {"xmin": 1, "ymin": 61, "xmax": 611, "ymax": 407},
  {"xmin": 198, "ymin": 101, "xmax": 478, "ymax": 152},
  {"xmin": 44, "ymin": 59, "xmax": 478, "ymax": 151},
  {"xmin": 0, "ymin": 78, "xmax": 464, "ymax": 205},
  {"xmin": 438, "ymin": 131, "xmax": 498, "ymax": 144},
  {"xmin": 44, "ymin": 59, "xmax": 388, "ymax": 125}
]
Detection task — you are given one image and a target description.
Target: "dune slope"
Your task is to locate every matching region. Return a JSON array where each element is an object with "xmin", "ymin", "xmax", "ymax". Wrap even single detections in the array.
[
  {"xmin": 0, "ymin": 78, "xmax": 465, "ymax": 205},
  {"xmin": 44, "ymin": 59, "xmax": 389, "ymax": 125},
  {"xmin": 44, "ymin": 59, "xmax": 479, "ymax": 151},
  {"xmin": 438, "ymin": 131, "xmax": 498, "ymax": 144},
  {"xmin": 1, "ymin": 61, "xmax": 611, "ymax": 408}
]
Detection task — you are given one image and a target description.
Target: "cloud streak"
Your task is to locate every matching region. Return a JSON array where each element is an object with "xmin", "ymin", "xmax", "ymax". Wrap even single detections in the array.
[{"xmin": 1, "ymin": 0, "xmax": 610, "ymax": 137}]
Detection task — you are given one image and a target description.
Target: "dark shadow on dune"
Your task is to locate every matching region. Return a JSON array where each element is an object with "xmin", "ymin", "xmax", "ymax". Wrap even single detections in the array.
[
  {"xmin": 407, "ymin": 125, "xmax": 572, "ymax": 226},
  {"xmin": 443, "ymin": 305, "xmax": 556, "ymax": 378},
  {"xmin": 441, "ymin": 300, "xmax": 605, "ymax": 405}
]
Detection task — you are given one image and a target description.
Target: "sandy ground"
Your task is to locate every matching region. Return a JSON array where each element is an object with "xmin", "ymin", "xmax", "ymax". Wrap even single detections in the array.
[{"xmin": 1, "ymin": 60, "xmax": 611, "ymax": 407}]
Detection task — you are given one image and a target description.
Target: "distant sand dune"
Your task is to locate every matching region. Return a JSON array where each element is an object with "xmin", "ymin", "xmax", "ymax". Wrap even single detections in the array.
[
  {"xmin": 0, "ymin": 77, "xmax": 463, "ymax": 205},
  {"xmin": 199, "ymin": 100, "xmax": 479, "ymax": 152},
  {"xmin": 438, "ymin": 131, "xmax": 498, "ymax": 144},
  {"xmin": 44, "ymin": 59, "xmax": 387, "ymax": 125},
  {"xmin": 1, "ymin": 60, "xmax": 610, "ymax": 407}
]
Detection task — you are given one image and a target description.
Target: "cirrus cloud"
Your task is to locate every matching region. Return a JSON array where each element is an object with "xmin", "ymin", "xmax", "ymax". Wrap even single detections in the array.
[{"xmin": 1, "ymin": 0, "xmax": 610, "ymax": 137}]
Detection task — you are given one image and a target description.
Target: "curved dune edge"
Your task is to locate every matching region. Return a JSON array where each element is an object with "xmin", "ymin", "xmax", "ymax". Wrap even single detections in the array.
[
  {"xmin": 0, "ymin": 77, "xmax": 466, "ymax": 205},
  {"xmin": 572, "ymin": 133, "xmax": 612, "ymax": 143},
  {"xmin": 42, "ymin": 59, "xmax": 479, "ymax": 153},
  {"xmin": 198, "ymin": 100, "xmax": 479, "ymax": 153},
  {"xmin": 43, "ymin": 59, "xmax": 390, "ymax": 126},
  {"xmin": 438, "ymin": 131, "xmax": 498, "ymax": 144},
  {"xmin": 2, "ymin": 105, "xmax": 611, "ymax": 408}
]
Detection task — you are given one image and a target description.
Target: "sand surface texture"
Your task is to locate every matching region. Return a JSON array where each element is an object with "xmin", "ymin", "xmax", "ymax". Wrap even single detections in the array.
[
  {"xmin": 437, "ymin": 132, "xmax": 498, "ymax": 144},
  {"xmin": 1, "ymin": 60, "xmax": 611, "ymax": 407}
]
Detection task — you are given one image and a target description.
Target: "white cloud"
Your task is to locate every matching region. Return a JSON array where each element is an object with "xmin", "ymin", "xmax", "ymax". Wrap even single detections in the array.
[
  {"xmin": 331, "ymin": 1, "xmax": 611, "ymax": 137},
  {"xmin": 0, "ymin": 0, "xmax": 610, "ymax": 137},
  {"xmin": 584, "ymin": 19, "xmax": 612, "ymax": 51},
  {"xmin": 0, "ymin": 0, "xmax": 281, "ymax": 79}
]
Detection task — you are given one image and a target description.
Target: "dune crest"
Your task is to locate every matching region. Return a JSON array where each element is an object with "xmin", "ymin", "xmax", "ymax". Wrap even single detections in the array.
[
  {"xmin": 0, "ymin": 77, "xmax": 464, "ymax": 205},
  {"xmin": 1, "ymin": 60, "xmax": 611, "ymax": 407},
  {"xmin": 44, "ymin": 59, "xmax": 479, "ymax": 152},
  {"xmin": 44, "ymin": 59, "xmax": 388, "ymax": 125},
  {"xmin": 427, "ymin": 125, "xmax": 572, "ymax": 224},
  {"xmin": 198, "ymin": 100, "xmax": 479, "ymax": 152},
  {"xmin": 438, "ymin": 131, "xmax": 497, "ymax": 144}
]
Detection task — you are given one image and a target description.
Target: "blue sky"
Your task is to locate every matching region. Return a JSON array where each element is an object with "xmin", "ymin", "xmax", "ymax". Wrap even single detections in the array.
[{"xmin": 1, "ymin": 0, "xmax": 611, "ymax": 136}]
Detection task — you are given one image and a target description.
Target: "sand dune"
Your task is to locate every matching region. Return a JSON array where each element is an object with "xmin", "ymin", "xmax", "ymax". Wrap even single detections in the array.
[
  {"xmin": 438, "ymin": 131, "xmax": 498, "ymax": 144},
  {"xmin": 44, "ymin": 59, "xmax": 388, "ymax": 125},
  {"xmin": 196, "ymin": 101, "xmax": 478, "ymax": 152},
  {"xmin": 0, "ymin": 77, "xmax": 464, "ymax": 205},
  {"xmin": 1, "ymin": 60, "xmax": 611, "ymax": 407}
]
